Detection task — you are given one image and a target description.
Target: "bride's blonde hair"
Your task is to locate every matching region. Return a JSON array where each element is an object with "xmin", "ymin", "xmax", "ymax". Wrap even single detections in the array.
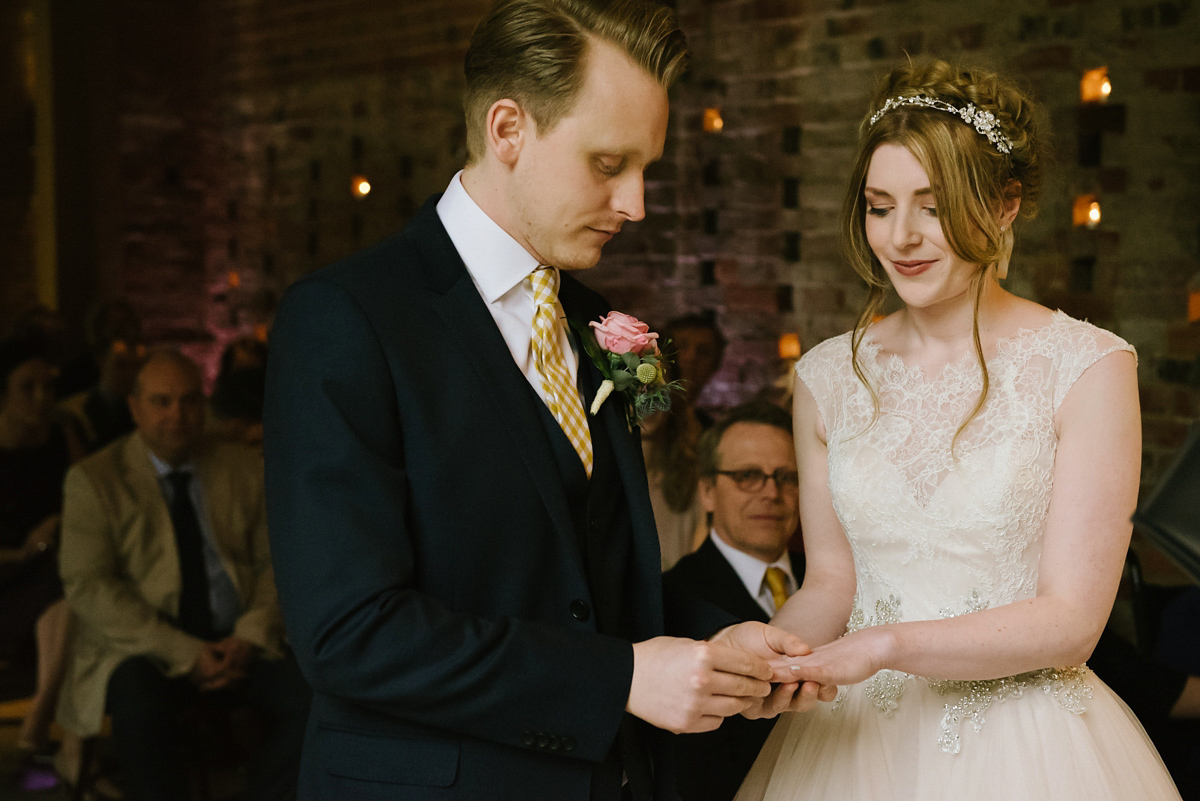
[{"xmin": 841, "ymin": 60, "xmax": 1048, "ymax": 447}]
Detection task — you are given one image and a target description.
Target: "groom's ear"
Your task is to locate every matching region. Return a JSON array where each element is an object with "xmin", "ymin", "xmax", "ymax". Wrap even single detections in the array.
[{"xmin": 486, "ymin": 98, "xmax": 530, "ymax": 167}]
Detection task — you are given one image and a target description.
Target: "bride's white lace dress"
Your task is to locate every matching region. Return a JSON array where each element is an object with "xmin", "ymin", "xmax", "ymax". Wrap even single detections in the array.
[{"xmin": 737, "ymin": 311, "xmax": 1180, "ymax": 800}]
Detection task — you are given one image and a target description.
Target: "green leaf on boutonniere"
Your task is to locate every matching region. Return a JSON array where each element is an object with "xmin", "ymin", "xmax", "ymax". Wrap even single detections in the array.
[
  {"xmin": 568, "ymin": 318, "xmax": 612, "ymax": 378},
  {"xmin": 612, "ymin": 370, "xmax": 637, "ymax": 392},
  {"xmin": 620, "ymin": 352, "xmax": 640, "ymax": 371}
]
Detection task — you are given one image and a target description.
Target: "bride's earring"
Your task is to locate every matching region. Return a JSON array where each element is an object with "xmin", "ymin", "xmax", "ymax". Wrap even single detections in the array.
[{"xmin": 996, "ymin": 226, "xmax": 1013, "ymax": 280}]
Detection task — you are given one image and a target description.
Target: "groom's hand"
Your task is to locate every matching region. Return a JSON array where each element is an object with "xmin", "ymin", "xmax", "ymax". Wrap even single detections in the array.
[
  {"xmin": 710, "ymin": 621, "xmax": 837, "ymax": 718},
  {"xmin": 627, "ymin": 636, "xmax": 773, "ymax": 733}
]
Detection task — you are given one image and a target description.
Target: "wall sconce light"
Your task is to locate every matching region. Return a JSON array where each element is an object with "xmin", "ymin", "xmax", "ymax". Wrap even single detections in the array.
[
  {"xmin": 1081, "ymin": 68, "xmax": 1111, "ymax": 104},
  {"xmin": 352, "ymin": 176, "xmax": 372, "ymax": 198},
  {"xmin": 703, "ymin": 108, "xmax": 724, "ymax": 133},
  {"xmin": 1072, "ymin": 194, "xmax": 1101, "ymax": 228},
  {"xmin": 1188, "ymin": 277, "xmax": 1200, "ymax": 324},
  {"xmin": 228, "ymin": 270, "xmax": 241, "ymax": 289},
  {"xmin": 778, "ymin": 332, "xmax": 801, "ymax": 361}
]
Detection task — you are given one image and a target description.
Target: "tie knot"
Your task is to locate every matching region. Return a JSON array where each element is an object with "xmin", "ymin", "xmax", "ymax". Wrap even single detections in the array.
[
  {"xmin": 529, "ymin": 266, "xmax": 559, "ymax": 306},
  {"xmin": 764, "ymin": 566, "xmax": 791, "ymax": 611},
  {"xmin": 167, "ymin": 471, "xmax": 192, "ymax": 494}
]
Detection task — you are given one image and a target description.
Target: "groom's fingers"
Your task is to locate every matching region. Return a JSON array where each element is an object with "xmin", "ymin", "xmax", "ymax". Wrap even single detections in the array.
[
  {"xmin": 742, "ymin": 681, "xmax": 799, "ymax": 719},
  {"xmin": 758, "ymin": 623, "xmax": 813, "ymax": 658},
  {"xmin": 788, "ymin": 680, "xmax": 821, "ymax": 713},
  {"xmin": 708, "ymin": 641, "xmax": 775, "ymax": 683},
  {"xmin": 628, "ymin": 637, "xmax": 775, "ymax": 733}
]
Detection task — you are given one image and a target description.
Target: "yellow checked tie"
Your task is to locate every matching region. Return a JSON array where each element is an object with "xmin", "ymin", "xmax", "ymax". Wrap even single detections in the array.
[
  {"xmin": 764, "ymin": 566, "xmax": 791, "ymax": 613},
  {"xmin": 528, "ymin": 266, "xmax": 593, "ymax": 477}
]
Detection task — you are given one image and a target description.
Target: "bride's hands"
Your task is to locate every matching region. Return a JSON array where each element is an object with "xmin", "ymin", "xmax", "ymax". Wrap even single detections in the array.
[{"xmin": 772, "ymin": 627, "xmax": 896, "ymax": 691}]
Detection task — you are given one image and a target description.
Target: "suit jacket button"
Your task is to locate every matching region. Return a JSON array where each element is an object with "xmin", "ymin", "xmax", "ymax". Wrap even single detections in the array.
[
  {"xmin": 562, "ymin": 736, "xmax": 576, "ymax": 752},
  {"xmin": 520, "ymin": 731, "xmax": 535, "ymax": 746},
  {"xmin": 536, "ymin": 732, "xmax": 549, "ymax": 748},
  {"xmin": 570, "ymin": 599, "xmax": 590, "ymax": 621},
  {"xmin": 548, "ymin": 734, "xmax": 561, "ymax": 750}
]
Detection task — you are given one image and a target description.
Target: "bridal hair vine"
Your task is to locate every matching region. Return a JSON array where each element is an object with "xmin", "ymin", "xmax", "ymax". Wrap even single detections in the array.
[{"xmin": 869, "ymin": 95, "xmax": 1013, "ymax": 154}]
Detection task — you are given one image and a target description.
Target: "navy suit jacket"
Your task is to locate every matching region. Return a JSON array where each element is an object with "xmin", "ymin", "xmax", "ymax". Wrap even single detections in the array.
[
  {"xmin": 264, "ymin": 197, "xmax": 729, "ymax": 800},
  {"xmin": 663, "ymin": 537, "xmax": 805, "ymax": 801}
]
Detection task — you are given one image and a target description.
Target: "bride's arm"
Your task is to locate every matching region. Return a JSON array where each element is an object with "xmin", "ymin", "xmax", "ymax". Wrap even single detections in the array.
[
  {"xmin": 770, "ymin": 377, "xmax": 858, "ymax": 648},
  {"xmin": 782, "ymin": 349, "xmax": 1140, "ymax": 686}
]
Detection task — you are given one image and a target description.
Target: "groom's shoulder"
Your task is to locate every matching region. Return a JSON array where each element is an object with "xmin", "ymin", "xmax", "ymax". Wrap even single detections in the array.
[{"xmin": 295, "ymin": 195, "xmax": 449, "ymax": 300}]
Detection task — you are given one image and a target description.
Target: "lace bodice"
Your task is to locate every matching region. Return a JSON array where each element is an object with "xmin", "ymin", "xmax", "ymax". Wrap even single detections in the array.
[
  {"xmin": 796, "ymin": 311, "xmax": 1135, "ymax": 751},
  {"xmin": 797, "ymin": 310, "xmax": 1133, "ymax": 624}
]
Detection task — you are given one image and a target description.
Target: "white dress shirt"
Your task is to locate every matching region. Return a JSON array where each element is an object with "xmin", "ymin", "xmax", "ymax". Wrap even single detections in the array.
[
  {"xmin": 436, "ymin": 171, "xmax": 580, "ymax": 406},
  {"xmin": 709, "ymin": 530, "xmax": 797, "ymax": 616}
]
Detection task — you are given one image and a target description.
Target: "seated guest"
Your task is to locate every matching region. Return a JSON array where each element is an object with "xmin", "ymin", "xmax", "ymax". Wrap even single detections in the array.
[
  {"xmin": 1089, "ymin": 627, "xmax": 1200, "ymax": 797},
  {"xmin": 59, "ymin": 300, "xmax": 145, "ymax": 453},
  {"xmin": 0, "ymin": 338, "xmax": 84, "ymax": 786},
  {"xmin": 664, "ymin": 401, "xmax": 804, "ymax": 801},
  {"xmin": 643, "ymin": 312, "xmax": 727, "ymax": 570},
  {"xmin": 56, "ymin": 350, "xmax": 309, "ymax": 801},
  {"xmin": 210, "ymin": 338, "xmax": 268, "ymax": 448}
]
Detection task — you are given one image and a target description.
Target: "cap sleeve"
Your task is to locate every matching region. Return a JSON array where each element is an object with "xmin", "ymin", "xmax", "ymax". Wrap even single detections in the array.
[
  {"xmin": 794, "ymin": 332, "xmax": 853, "ymax": 435},
  {"xmin": 1052, "ymin": 318, "xmax": 1137, "ymax": 413}
]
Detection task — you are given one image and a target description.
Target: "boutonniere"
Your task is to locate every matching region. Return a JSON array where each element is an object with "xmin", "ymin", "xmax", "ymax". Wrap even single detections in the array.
[{"xmin": 569, "ymin": 311, "xmax": 682, "ymax": 427}]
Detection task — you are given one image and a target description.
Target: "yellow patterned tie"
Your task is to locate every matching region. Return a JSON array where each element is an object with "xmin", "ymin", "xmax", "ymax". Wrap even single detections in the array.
[
  {"xmin": 764, "ymin": 566, "xmax": 791, "ymax": 613},
  {"xmin": 528, "ymin": 266, "xmax": 593, "ymax": 477}
]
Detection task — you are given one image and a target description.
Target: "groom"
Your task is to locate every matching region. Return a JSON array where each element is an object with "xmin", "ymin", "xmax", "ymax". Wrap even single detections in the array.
[{"xmin": 264, "ymin": 1, "xmax": 817, "ymax": 798}]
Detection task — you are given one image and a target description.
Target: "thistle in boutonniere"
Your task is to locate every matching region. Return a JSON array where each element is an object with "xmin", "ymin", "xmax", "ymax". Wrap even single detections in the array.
[{"xmin": 570, "ymin": 311, "xmax": 682, "ymax": 426}]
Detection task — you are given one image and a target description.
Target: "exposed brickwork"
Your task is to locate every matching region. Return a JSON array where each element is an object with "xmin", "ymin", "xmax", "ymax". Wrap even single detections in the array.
[
  {"xmin": 2, "ymin": 0, "xmax": 1198, "ymax": 500},
  {"xmin": 667, "ymin": 0, "xmax": 1200, "ymax": 494}
]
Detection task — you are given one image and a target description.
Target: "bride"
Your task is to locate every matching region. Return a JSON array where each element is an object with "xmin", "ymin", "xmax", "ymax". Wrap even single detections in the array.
[{"xmin": 740, "ymin": 60, "xmax": 1182, "ymax": 800}]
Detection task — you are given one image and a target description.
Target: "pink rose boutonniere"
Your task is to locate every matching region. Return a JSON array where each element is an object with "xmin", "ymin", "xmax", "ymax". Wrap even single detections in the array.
[{"xmin": 570, "ymin": 311, "xmax": 681, "ymax": 426}]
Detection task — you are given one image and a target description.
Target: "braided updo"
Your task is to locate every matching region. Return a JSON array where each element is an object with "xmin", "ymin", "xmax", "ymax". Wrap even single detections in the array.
[{"xmin": 841, "ymin": 60, "xmax": 1050, "ymax": 447}]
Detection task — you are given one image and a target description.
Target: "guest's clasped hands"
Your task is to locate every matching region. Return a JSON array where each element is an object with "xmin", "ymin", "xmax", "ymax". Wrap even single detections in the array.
[
  {"xmin": 627, "ymin": 621, "xmax": 838, "ymax": 734},
  {"xmin": 188, "ymin": 636, "xmax": 260, "ymax": 692}
]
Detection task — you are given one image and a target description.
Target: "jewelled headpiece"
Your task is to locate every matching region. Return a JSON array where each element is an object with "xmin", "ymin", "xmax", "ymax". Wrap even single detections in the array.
[{"xmin": 869, "ymin": 95, "xmax": 1013, "ymax": 155}]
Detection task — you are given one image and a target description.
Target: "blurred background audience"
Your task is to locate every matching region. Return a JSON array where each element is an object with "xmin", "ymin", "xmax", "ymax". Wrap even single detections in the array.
[
  {"xmin": 0, "ymin": 337, "xmax": 83, "ymax": 791},
  {"xmin": 643, "ymin": 313, "xmax": 726, "ymax": 570}
]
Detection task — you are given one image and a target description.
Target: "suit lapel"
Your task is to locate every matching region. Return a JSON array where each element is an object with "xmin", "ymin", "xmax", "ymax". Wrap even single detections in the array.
[
  {"xmin": 411, "ymin": 203, "xmax": 580, "ymax": 559},
  {"xmin": 560, "ymin": 280, "xmax": 664, "ymax": 636},
  {"xmin": 694, "ymin": 539, "xmax": 772, "ymax": 623},
  {"xmin": 194, "ymin": 445, "xmax": 243, "ymax": 595},
  {"xmin": 122, "ymin": 433, "xmax": 180, "ymax": 608}
]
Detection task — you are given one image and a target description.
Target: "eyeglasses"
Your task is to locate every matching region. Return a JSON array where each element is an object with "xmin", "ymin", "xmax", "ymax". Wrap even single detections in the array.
[{"xmin": 712, "ymin": 468, "xmax": 799, "ymax": 493}]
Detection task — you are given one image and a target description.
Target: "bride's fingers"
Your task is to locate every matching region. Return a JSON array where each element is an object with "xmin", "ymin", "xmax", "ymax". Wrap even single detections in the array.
[{"xmin": 749, "ymin": 682, "xmax": 799, "ymax": 719}]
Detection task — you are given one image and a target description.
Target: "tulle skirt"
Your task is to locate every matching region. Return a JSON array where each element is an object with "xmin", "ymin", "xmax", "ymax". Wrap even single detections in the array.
[{"xmin": 736, "ymin": 670, "xmax": 1181, "ymax": 801}]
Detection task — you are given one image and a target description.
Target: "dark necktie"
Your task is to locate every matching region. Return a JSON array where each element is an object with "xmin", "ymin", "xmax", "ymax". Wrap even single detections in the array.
[{"xmin": 166, "ymin": 471, "xmax": 214, "ymax": 639}]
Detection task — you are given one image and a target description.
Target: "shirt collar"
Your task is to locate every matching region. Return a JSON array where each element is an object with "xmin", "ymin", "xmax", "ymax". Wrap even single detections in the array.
[
  {"xmin": 708, "ymin": 529, "xmax": 795, "ymax": 599},
  {"xmin": 436, "ymin": 170, "xmax": 540, "ymax": 303},
  {"xmin": 145, "ymin": 445, "xmax": 196, "ymax": 480}
]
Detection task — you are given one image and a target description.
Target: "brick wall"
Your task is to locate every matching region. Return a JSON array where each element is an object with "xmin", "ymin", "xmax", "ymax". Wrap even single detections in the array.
[
  {"xmin": 4, "ymin": 0, "xmax": 1198, "ymax": 499},
  {"xmin": 662, "ymin": 0, "xmax": 1200, "ymax": 489}
]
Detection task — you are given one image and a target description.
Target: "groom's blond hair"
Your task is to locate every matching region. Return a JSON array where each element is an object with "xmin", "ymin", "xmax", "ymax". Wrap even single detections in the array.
[{"xmin": 462, "ymin": 0, "xmax": 689, "ymax": 164}]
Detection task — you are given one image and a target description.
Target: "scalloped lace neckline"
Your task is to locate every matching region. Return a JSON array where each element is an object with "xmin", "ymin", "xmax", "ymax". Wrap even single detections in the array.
[{"xmin": 860, "ymin": 310, "xmax": 1068, "ymax": 384}]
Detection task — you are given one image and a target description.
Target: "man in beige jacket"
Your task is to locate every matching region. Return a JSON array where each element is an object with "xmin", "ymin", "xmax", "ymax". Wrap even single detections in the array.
[{"xmin": 57, "ymin": 350, "xmax": 309, "ymax": 801}]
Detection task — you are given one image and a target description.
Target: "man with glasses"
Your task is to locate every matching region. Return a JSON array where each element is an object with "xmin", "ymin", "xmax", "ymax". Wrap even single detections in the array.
[{"xmin": 664, "ymin": 401, "xmax": 805, "ymax": 801}]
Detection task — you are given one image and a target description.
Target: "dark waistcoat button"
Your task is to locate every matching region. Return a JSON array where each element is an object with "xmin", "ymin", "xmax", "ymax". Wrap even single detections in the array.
[{"xmin": 569, "ymin": 599, "xmax": 591, "ymax": 621}]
